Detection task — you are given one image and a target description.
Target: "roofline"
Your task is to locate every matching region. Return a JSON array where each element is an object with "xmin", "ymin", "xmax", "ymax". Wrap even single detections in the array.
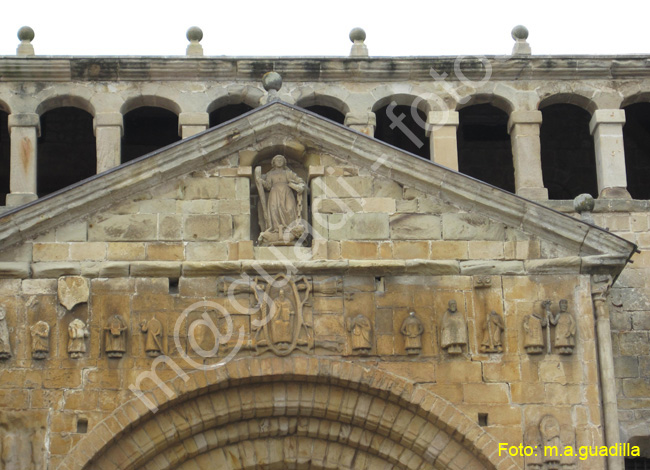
[{"xmin": 1, "ymin": 55, "xmax": 649, "ymax": 82}]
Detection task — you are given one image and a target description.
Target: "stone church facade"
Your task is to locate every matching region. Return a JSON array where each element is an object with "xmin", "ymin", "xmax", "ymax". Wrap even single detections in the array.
[{"xmin": 0, "ymin": 27, "xmax": 648, "ymax": 470}]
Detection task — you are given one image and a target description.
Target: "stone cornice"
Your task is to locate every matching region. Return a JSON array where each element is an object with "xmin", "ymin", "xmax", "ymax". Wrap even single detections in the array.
[
  {"xmin": 1, "ymin": 55, "xmax": 650, "ymax": 82},
  {"xmin": 0, "ymin": 102, "xmax": 636, "ymax": 277}
]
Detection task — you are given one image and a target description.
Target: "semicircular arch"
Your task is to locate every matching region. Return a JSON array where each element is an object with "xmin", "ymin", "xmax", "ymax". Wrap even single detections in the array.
[
  {"xmin": 59, "ymin": 357, "xmax": 516, "ymax": 470},
  {"xmin": 36, "ymin": 94, "xmax": 95, "ymax": 116},
  {"xmin": 120, "ymin": 95, "xmax": 182, "ymax": 115}
]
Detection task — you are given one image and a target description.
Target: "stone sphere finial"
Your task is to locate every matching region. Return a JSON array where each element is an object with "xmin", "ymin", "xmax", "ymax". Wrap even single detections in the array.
[
  {"xmin": 17, "ymin": 26, "xmax": 35, "ymax": 56},
  {"xmin": 186, "ymin": 26, "xmax": 204, "ymax": 57},
  {"xmin": 349, "ymin": 27, "xmax": 368, "ymax": 58},
  {"xmin": 186, "ymin": 26, "xmax": 203, "ymax": 43},
  {"xmin": 349, "ymin": 27, "xmax": 366, "ymax": 43},
  {"xmin": 574, "ymin": 193, "xmax": 596, "ymax": 224},
  {"xmin": 511, "ymin": 25, "xmax": 531, "ymax": 56},
  {"xmin": 262, "ymin": 71, "xmax": 283, "ymax": 93},
  {"xmin": 511, "ymin": 25, "xmax": 529, "ymax": 41},
  {"xmin": 18, "ymin": 26, "xmax": 35, "ymax": 42}
]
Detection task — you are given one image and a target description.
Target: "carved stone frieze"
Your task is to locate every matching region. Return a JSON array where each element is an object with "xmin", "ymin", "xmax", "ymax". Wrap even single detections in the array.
[
  {"xmin": 440, "ymin": 300, "xmax": 467, "ymax": 355},
  {"xmin": 30, "ymin": 321, "xmax": 50, "ymax": 360},
  {"xmin": 67, "ymin": 319, "xmax": 89, "ymax": 359},
  {"xmin": 140, "ymin": 317, "xmax": 164, "ymax": 357},
  {"xmin": 480, "ymin": 310, "xmax": 504, "ymax": 353},
  {"xmin": 400, "ymin": 311, "xmax": 423, "ymax": 355},
  {"xmin": 347, "ymin": 314, "xmax": 373, "ymax": 355},
  {"xmin": 104, "ymin": 315, "xmax": 128, "ymax": 358}
]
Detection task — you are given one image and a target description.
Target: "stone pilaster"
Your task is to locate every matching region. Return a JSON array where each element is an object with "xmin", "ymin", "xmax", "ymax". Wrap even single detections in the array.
[
  {"xmin": 179, "ymin": 112, "xmax": 209, "ymax": 139},
  {"xmin": 93, "ymin": 113, "xmax": 123, "ymax": 173},
  {"xmin": 591, "ymin": 275, "xmax": 624, "ymax": 470},
  {"xmin": 344, "ymin": 112, "xmax": 376, "ymax": 136},
  {"xmin": 589, "ymin": 109, "xmax": 630, "ymax": 199},
  {"xmin": 426, "ymin": 110, "xmax": 459, "ymax": 170},
  {"xmin": 7, "ymin": 113, "xmax": 40, "ymax": 206},
  {"xmin": 508, "ymin": 110, "xmax": 548, "ymax": 199}
]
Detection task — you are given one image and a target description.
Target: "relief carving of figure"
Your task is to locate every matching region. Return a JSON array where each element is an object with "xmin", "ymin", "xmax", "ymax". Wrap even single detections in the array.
[
  {"xmin": 30, "ymin": 321, "xmax": 50, "ymax": 360},
  {"xmin": 400, "ymin": 311, "xmax": 424, "ymax": 355},
  {"xmin": 523, "ymin": 302, "xmax": 548, "ymax": 355},
  {"xmin": 104, "ymin": 315, "xmax": 128, "ymax": 358},
  {"xmin": 480, "ymin": 310, "xmax": 504, "ymax": 353},
  {"xmin": 440, "ymin": 300, "xmax": 467, "ymax": 355},
  {"xmin": 270, "ymin": 289, "xmax": 294, "ymax": 347},
  {"xmin": 347, "ymin": 314, "xmax": 373, "ymax": 354},
  {"xmin": 255, "ymin": 155, "xmax": 306, "ymax": 246},
  {"xmin": 67, "ymin": 319, "xmax": 89, "ymax": 359},
  {"xmin": 539, "ymin": 415, "xmax": 562, "ymax": 465},
  {"xmin": 140, "ymin": 317, "xmax": 164, "ymax": 357},
  {"xmin": 551, "ymin": 299, "xmax": 576, "ymax": 355},
  {"xmin": 252, "ymin": 274, "xmax": 312, "ymax": 356},
  {"xmin": 0, "ymin": 307, "xmax": 11, "ymax": 360}
]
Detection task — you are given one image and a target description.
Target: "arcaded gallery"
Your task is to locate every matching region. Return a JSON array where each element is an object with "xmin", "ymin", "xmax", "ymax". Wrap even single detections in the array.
[{"xmin": 0, "ymin": 24, "xmax": 648, "ymax": 470}]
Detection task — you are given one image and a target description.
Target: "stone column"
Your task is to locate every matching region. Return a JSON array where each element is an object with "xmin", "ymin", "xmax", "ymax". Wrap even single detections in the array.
[
  {"xmin": 6, "ymin": 113, "xmax": 40, "ymax": 206},
  {"xmin": 93, "ymin": 113, "xmax": 123, "ymax": 173},
  {"xmin": 426, "ymin": 110, "xmax": 459, "ymax": 170},
  {"xmin": 591, "ymin": 275, "xmax": 623, "ymax": 470},
  {"xmin": 344, "ymin": 112, "xmax": 376, "ymax": 136},
  {"xmin": 508, "ymin": 110, "xmax": 548, "ymax": 199},
  {"xmin": 179, "ymin": 112, "xmax": 209, "ymax": 139},
  {"xmin": 589, "ymin": 109, "xmax": 630, "ymax": 199}
]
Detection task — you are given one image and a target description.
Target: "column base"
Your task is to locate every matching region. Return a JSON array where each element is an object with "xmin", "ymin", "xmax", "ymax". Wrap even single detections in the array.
[
  {"xmin": 6, "ymin": 193, "xmax": 38, "ymax": 207},
  {"xmin": 599, "ymin": 187, "xmax": 631, "ymax": 199},
  {"xmin": 517, "ymin": 187, "xmax": 548, "ymax": 200}
]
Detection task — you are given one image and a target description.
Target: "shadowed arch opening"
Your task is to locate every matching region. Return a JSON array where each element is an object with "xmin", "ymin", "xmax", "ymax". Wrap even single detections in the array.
[
  {"xmin": 122, "ymin": 107, "xmax": 180, "ymax": 163},
  {"xmin": 304, "ymin": 105, "xmax": 345, "ymax": 124},
  {"xmin": 373, "ymin": 94, "xmax": 430, "ymax": 159},
  {"xmin": 623, "ymin": 102, "xmax": 650, "ymax": 199},
  {"xmin": 209, "ymin": 103, "xmax": 254, "ymax": 128},
  {"xmin": 540, "ymin": 103, "xmax": 597, "ymax": 199},
  {"xmin": 37, "ymin": 107, "xmax": 96, "ymax": 197},
  {"xmin": 36, "ymin": 94, "xmax": 95, "ymax": 117},
  {"xmin": 0, "ymin": 110, "xmax": 8, "ymax": 205},
  {"xmin": 59, "ymin": 357, "xmax": 516, "ymax": 470},
  {"xmin": 457, "ymin": 104, "xmax": 514, "ymax": 192}
]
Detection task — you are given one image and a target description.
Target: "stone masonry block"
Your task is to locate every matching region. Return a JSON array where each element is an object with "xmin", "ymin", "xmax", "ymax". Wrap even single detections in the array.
[
  {"xmin": 328, "ymin": 213, "xmax": 389, "ymax": 240},
  {"xmin": 442, "ymin": 213, "xmax": 505, "ymax": 241},
  {"xmin": 389, "ymin": 214, "xmax": 442, "ymax": 240},
  {"xmin": 89, "ymin": 214, "xmax": 158, "ymax": 241},
  {"xmin": 311, "ymin": 176, "xmax": 373, "ymax": 198}
]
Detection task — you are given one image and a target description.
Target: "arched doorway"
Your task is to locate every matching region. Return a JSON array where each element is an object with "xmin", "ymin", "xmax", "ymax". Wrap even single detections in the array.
[{"xmin": 58, "ymin": 357, "xmax": 514, "ymax": 470}]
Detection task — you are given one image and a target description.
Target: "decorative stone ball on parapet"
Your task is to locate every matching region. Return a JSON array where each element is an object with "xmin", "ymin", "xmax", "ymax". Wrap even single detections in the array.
[
  {"xmin": 261, "ymin": 71, "xmax": 283, "ymax": 104},
  {"xmin": 511, "ymin": 25, "xmax": 531, "ymax": 56},
  {"xmin": 17, "ymin": 26, "xmax": 35, "ymax": 56},
  {"xmin": 349, "ymin": 27, "xmax": 368, "ymax": 58},
  {"xmin": 574, "ymin": 193, "xmax": 596, "ymax": 224},
  {"xmin": 186, "ymin": 26, "xmax": 203, "ymax": 57}
]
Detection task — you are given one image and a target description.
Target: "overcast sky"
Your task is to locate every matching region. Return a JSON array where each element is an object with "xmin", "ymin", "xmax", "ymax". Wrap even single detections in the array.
[{"xmin": 0, "ymin": 0, "xmax": 648, "ymax": 57}]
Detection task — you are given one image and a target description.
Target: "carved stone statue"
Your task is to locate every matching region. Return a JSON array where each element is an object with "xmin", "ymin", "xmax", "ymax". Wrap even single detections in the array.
[
  {"xmin": 551, "ymin": 299, "xmax": 576, "ymax": 355},
  {"xmin": 539, "ymin": 415, "xmax": 562, "ymax": 467},
  {"xmin": 523, "ymin": 302, "xmax": 548, "ymax": 355},
  {"xmin": 140, "ymin": 317, "xmax": 164, "ymax": 357},
  {"xmin": 67, "ymin": 319, "xmax": 89, "ymax": 359},
  {"xmin": 255, "ymin": 154, "xmax": 306, "ymax": 246},
  {"xmin": 0, "ymin": 307, "xmax": 11, "ymax": 360},
  {"xmin": 440, "ymin": 300, "xmax": 467, "ymax": 355},
  {"xmin": 480, "ymin": 310, "xmax": 504, "ymax": 353},
  {"xmin": 30, "ymin": 321, "xmax": 50, "ymax": 360},
  {"xmin": 104, "ymin": 315, "xmax": 128, "ymax": 358},
  {"xmin": 347, "ymin": 314, "xmax": 372, "ymax": 354},
  {"xmin": 400, "ymin": 311, "xmax": 424, "ymax": 355}
]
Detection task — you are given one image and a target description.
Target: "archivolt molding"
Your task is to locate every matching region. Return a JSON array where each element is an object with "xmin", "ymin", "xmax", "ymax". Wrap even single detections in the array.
[
  {"xmin": 35, "ymin": 91, "xmax": 96, "ymax": 117},
  {"xmin": 56, "ymin": 357, "xmax": 518, "ymax": 470},
  {"xmin": 205, "ymin": 85, "xmax": 265, "ymax": 113}
]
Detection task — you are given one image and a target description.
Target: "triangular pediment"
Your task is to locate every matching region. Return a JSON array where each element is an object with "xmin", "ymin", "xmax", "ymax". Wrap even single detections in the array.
[{"xmin": 0, "ymin": 102, "xmax": 635, "ymax": 278}]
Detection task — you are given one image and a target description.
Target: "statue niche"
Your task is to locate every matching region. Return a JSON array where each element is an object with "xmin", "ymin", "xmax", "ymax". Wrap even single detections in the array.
[{"xmin": 254, "ymin": 154, "xmax": 306, "ymax": 246}]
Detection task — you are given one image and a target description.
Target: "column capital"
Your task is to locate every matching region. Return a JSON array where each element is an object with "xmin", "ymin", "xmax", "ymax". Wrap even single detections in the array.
[
  {"xmin": 589, "ymin": 109, "xmax": 626, "ymax": 135},
  {"xmin": 178, "ymin": 112, "xmax": 210, "ymax": 135},
  {"xmin": 344, "ymin": 111, "xmax": 376, "ymax": 127},
  {"xmin": 425, "ymin": 110, "xmax": 459, "ymax": 137},
  {"xmin": 507, "ymin": 110, "xmax": 542, "ymax": 134},
  {"xmin": 93, "ymin": 112, "xmax": 124, "ymax": 136},
  {"xmin": 8, "ymin": 113, "xmax": 40, "ymax": 135}
]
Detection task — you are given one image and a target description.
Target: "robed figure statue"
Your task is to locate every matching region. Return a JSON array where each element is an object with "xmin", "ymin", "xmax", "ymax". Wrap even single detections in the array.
[{"xmin": 255, "ymin": 155, "xmax": 306, "ymax": 246}]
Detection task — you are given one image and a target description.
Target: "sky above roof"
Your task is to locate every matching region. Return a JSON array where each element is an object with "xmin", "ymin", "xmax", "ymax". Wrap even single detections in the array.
[{"xmin": 1, "ymin": 0, "xmax": 648, "ymax": 57}]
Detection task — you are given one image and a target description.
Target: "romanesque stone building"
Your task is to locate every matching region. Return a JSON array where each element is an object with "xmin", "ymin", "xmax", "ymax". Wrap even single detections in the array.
[{"xmin": 0, "ymin": 26, "xmax": 648, "ymax": 470}]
